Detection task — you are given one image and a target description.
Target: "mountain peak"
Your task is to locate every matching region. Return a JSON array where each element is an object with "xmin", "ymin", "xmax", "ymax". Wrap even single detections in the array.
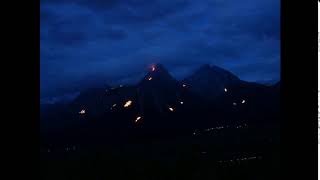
[
  {"xmin": 183, "ymin": 64, "xmax": 241, "ymax": 99},
  {"xmin": 139, "ymin": 63, "xmax": 177, "ymax": 85},
  {"xmin": 149, "ymin": 63, "xmax": 168, "ymax": 73}
]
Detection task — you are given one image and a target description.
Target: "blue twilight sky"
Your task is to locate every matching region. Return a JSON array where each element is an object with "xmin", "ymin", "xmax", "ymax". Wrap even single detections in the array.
[{"xmin": 40, "ymin": 0, "xmax": 280, "ymax": 98}]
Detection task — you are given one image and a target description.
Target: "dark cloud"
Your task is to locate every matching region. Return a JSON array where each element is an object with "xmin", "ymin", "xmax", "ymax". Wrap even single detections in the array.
[{"xmin": 40, "ymin": 0, "xmax": 280, "ymax": 98}]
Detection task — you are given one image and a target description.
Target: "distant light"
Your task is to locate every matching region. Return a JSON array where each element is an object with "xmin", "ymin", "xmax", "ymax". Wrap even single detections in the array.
[
  {"xmin": 79, "ymin": 109, "xmax": 86, "ymax": 114},
  {"xmin": 180, "ymin": 101, "xmax": 184, "ymax": 105},
  {"xmin": 110, "ymin": 104, "xmax": 117, "ymax": 109},
  {"xmin": 148, "ymin": 77, "xmax": 153, "ymax": 81},
  {"xmin": 124, "ymin": 100, "xmax": 133, "ymax": 108},
  {"xmin": 224, "ymin": 88, "xmax": 228, "ymax": 92},
  {"xmin": 135, "ymin": 116, "xmax": 142, "ymax": 123},
  {"xmin": 169, "ymin": 107, "xmax": 174, "ymax": 112},
  {"xmin": 119, "ymin": 85, "xmax": 123, "ymax": 88},
  {"xmin": 233, "ymin": 102, "xmax": 237, "ymax": 106},
  {"xmin": 151, "ymin": 65, "xmax": 156, "ymax": 71},
  {"xmin": 242, "ymin": 99, "xmax": 246, "ymax": 104},
  {"xmin": 182, "ymin": 84, "xmax": 187, "ymax": 87}
]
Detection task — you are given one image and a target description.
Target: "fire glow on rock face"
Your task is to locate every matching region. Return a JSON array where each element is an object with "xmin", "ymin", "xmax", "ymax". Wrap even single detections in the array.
[{"xmin": 124, "ymin": 100, "xmax": 132, "ymax": 107}]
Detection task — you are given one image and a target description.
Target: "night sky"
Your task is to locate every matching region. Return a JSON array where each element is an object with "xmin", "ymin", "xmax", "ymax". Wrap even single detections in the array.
[{"xmin": 40, "ymin": 0, "xmax": 280, "ymax": 98}]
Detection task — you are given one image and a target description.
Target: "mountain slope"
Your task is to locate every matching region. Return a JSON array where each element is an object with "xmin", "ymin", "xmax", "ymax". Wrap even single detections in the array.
[{"xmin": 183, "ymin": 64, "xmax": 241, "ymax": 99}]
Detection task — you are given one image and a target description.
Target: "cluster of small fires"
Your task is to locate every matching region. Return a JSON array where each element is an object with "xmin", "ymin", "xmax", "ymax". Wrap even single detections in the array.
[{"xmin": 77, "ymin": 64, "xmax": 247, "ymax": 126}]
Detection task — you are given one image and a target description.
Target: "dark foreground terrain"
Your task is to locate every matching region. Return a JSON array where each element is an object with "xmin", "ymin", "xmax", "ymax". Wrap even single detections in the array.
[{"xmin": 40, "ymin": 64, "xmax": 280, "ymax": 180}]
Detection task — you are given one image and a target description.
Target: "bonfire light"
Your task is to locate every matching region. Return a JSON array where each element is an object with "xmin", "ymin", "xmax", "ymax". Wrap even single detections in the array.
[
  {"xmin": 242, "ymin": 100, "xmax": 246, "ymax": 104},
  {"xmin": 79, "ymin": 109, "xmax": 86, "ymax": 114},
  {"xmin": 182, "ymin": 84, "xmax": 187, "ymax": 87},
  {"xmin": 224, "ymin": 88, "xmax": 228, "ymax": 92},
  {"xmin": 110, "ymin": 104, "xmax": 117, "ymax": 109},
  {"xmin": 124, "ymin": 100, "xmax": 132, "ymax": 108},
  {"xmin": 135, "ymin": 116, "xmax": 142, "ymax": 123},
  {"xmin": 180, "ymin": 101, "xmax": 184, "ymax": 105},
  {"xmin": 151, "ymin": 65, "xmax": 156, "ymax": 71},
  {"xmin": 169, "ymin": 107, "xmax": 174, "ymax": 112},
  {"xmin": 148, "ymin": 77, "xmax": 153, "ymax": 81}
]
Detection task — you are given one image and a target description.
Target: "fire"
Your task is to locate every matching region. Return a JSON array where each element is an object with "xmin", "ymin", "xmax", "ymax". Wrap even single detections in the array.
[
  {"xmin": 135, "ymin": 116, "xmax": 142, "ymax": 123},
  {"xmin": 242, "ymin": 99, "xmax": 246, "ymax": 104},
  {"xmin": 180, "ymin": 101, "xmax": 184, "ymax": 104},
  {"xmin": 124, "ymin": 100, "xmax": 132, "ymax": 107},
  {"xmin": 169, "ymin": 107, "xmax": 174, "ymax": 112},
  {"xmin": 79, "ymin": 109, "xmax": 86, "ymax": 114},
  {"xmin": 224, "ymin": 88, "xmax": 228, "ymax": 92},
  {"xmin": 182, "ymin": 84, "xmax": 187, "ymax": 87},
  {"xmin": 110, "ymin": 104, "xmax": 117, "ymax": 110},
  {"xmin": 148, "ymin": 77, "xmax": 153, "ymax": 81},
  {"xmin": 151, "ymin": 65, "xmax": 156, "ymax": 71}
]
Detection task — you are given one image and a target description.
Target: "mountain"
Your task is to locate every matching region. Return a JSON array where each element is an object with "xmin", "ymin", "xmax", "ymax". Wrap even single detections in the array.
[
  {"xmin": 40, "ymin": 64, "xmax": 280, "ymax": 146},
  {"xmin": 183, "ymin": 64, "xmax": 241, "ymax": 100},
  {"xmin": 41, "ymin": 64, "xmax": 281, "ymax": 180}
]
